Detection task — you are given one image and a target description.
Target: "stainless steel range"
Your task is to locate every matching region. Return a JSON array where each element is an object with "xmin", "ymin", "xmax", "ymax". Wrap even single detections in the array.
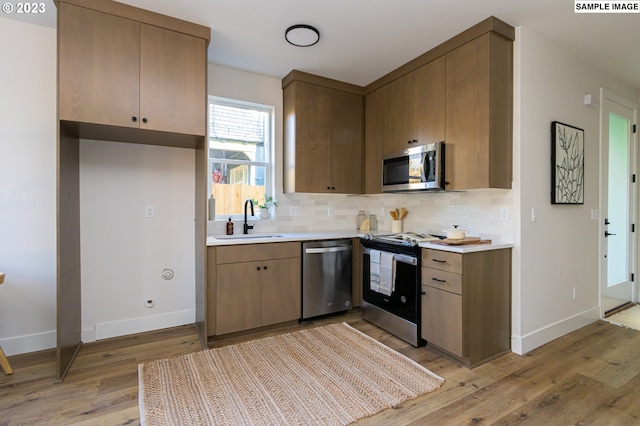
[{"xmin": 360, "ymin": 233, "xmax": 439, "ymax": 347}]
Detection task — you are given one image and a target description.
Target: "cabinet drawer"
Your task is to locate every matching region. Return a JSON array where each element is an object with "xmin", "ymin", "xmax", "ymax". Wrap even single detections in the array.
[
  {"xmin": 216, "ymin": 242, "xmax": 300, "ymax": 264},
  {"xmin": 422, "ymin": 249, "xmax": 462, "ymax": 274},
  {"xmin": 422, "ymin": 267, "xmax": 462, "ymax": 295}
]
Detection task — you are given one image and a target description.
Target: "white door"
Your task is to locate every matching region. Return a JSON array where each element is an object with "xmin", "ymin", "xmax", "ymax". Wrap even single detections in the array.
[{"xmin": 600, "ymin": 89, "xmax": 638, "ymax": 315}]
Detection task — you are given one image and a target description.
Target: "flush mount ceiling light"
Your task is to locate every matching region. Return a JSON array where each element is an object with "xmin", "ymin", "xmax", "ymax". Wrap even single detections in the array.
[{"xmin": 285, "ymin": 24, "xmax": 320, "ymax": 47}]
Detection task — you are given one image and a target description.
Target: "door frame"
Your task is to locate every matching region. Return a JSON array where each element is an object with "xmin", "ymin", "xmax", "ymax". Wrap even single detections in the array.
[{"xmin": 599, "ymin": 87, "xmax": 639, "ymax": 317}]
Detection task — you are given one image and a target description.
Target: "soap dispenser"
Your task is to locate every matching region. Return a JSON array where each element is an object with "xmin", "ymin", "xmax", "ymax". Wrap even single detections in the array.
[{"xmin": 226, "ymin": 218, "xmax": 234, "ymax": 235}]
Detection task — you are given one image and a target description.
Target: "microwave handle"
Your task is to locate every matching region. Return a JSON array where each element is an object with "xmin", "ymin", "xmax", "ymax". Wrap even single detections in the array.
[{"xmin": 421, "ymin": 152, "xmax": 428, "ymax": 182}]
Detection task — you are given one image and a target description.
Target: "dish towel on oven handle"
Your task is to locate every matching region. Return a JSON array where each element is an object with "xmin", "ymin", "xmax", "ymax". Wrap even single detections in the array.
[
  {"xmin": 369, "ymin": 249, "xmax": 381, "ymax": 292},
  {"xmin": 378, "ymin": 252, "xmax": 396, "ymax": 296}
]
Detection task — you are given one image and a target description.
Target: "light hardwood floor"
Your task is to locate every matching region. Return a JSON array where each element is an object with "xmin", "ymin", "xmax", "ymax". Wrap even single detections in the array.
[{"xmin": 1, "ymin": 312, "xmax": 639, "ymax": 425}]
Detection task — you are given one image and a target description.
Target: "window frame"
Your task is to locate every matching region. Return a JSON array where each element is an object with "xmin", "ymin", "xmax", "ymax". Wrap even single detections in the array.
[{"xmin": 207, "ymin": 95, "xmax": 275, "ymax": 221}]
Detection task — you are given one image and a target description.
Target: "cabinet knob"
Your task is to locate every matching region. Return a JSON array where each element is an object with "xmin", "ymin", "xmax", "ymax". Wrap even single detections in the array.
[
  {"xmin": 132, "ymin": 116, "xmax": 137, "ymax": 122},
  {"xmin": 263, "ymin": 266, "xmax": 268, "ymax": 270},
  {"xmin": 142, "ymin": 117, "xmax": 148, "ymax": 123},
  {"xmin": 256, "ymin": 266, "xmax": 261, "ymax": 271},
  {"xmin": 421, "ymin": 291, "xmax": 426, "ymax": 295}
]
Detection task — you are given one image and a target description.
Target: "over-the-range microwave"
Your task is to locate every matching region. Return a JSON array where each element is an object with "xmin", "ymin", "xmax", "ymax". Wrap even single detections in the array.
[{"xmin": 381, "ymin": 142, "xmax": 445, "ymax": 192}]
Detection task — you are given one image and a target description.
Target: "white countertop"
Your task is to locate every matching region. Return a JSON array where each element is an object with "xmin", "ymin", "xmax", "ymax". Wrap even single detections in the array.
[
  {"xmin": 207, "ymin": 231, "xmax": 359, "ymax": 246},
  {"xmin": 208, "ymin": 231, "xmax": 514, "ymax": 252},
  {"xmin": 419, "ymin": 240, "xmax": 514, "ymax": 253}
]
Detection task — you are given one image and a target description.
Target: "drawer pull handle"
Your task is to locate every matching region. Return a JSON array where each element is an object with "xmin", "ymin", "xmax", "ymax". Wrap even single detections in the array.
[
  {"xmin": 432, "ymin": 259, "xmax": 446, "ymax": 263},
  {"xmin": 432, "ymin": 277, "xmax": 446, "ymax": 283}
]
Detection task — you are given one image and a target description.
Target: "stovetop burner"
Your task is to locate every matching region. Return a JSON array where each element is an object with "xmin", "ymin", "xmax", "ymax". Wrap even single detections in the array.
[{"xmin": 362, "ymin": 232, "xmax": 440, "ymax": 247}]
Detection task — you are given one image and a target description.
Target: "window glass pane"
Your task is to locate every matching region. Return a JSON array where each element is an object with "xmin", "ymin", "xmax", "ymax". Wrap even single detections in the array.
[
  {"xmin": 211, "ymin": 162, "xmax": 266, "ymax": 216},
  {"xmin": 208, "ymin": 97, "xmax": 273, "ymax": 219},
  {"xmin": 209, "ymin": 141, "xmax": 264, "ymax": 162}
]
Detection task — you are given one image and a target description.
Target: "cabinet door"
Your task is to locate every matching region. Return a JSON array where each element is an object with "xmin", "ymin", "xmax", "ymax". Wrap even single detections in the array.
[
  {"xmin": 445, "ymin": 34, "xmax": 491, "ymax": 190},
  {"xmin": 364, "ymin": 86, "xmax": 386, "ymax": 194},
  {"xmin": 216, "ymin": 262, "xmax": 261, "ymax": 334},
  {"xmin": 58, "ymin": 3, "xmax": 140, "ymax": 127},
  {"xmin": 421, "ymin": 285, "xmax": 463, "ymax": 357},
  {"xmin": 140, "ymin": 24, "xmax": 206, "ymax": 136},
  {"xmin": 261, "ymin": 258, "xmax": 301, "ymax": 326},
  {"xmin": 292, "ymin": 82, "xmax": 332, "ymax": 192},
  {"xmin": 386, "ymin": 73, "xmax": 414, "ymax": 153},
  {"xmin": 330, "ymin": 89, "xmax": 363, "ymax": 194},
  {"xmin": 413, "ymin": 57, "xmax": 446, "ymax": 146}
]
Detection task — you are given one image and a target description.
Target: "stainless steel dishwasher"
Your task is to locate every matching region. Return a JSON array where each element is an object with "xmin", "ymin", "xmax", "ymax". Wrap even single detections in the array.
[{"xmin": 302, "ymin": 239, "xmax": 352, "ymax": 320}]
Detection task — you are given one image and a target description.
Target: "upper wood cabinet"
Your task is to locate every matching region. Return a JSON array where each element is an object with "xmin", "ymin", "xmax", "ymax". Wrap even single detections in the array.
[
  {"xmin": 386, "ymin": 57, "xmax": 446, "ymax": 154},
  {"xmin": 364, "ymin": 86, "xmax": 387, "ymax": 194},
  {"xmin": 58, "ymin": 1, "xmax": 207, "ymax": 137},
  {"xmin": 283, "ymin": 73, "xmax": 363, "ymax": 194},
  {"xmin": 444, "ymin": 32, "xmax": 513, "ymax": 190}
]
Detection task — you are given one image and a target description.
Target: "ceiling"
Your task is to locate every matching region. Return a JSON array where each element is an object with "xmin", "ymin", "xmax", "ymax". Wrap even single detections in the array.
[{"xmin": 8, "ymin": 0, "xmax": 640, "ymax": 89}]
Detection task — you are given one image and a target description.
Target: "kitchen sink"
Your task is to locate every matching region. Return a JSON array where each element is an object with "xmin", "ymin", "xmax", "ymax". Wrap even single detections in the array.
[{"xmin": 213, "ymin": 233, "xmax": 286, "ymax": 240}]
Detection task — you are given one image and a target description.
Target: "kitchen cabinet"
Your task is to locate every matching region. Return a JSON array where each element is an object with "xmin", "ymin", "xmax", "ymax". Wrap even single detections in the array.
[
  {"xmin": 210, "ymin": 242, "xmax": 301, "ymax": 336},
  {"xmin": 364, "ymin": 86, "xmax": 386, "ymax": 194},
  {"xmin": 283, "ymin": 73, "xmax": 363, "ymax": 194},
  {"xmin": 421, "ymin": 248, "xmax": 511, "ymax": 367},
  {"xmin": 386, "ymin": 57, "xmax": 446, "ymax": 154},
  {"xmin": 55, "ymin": 0, "xmax": 210, "ymax": 380},
  {"xmin": 58, "ymin": 2, "xmax": 206, "ymax": 137},
  {"xmin": 444, "ymin": 32, "xmax": 513, "ymax": 190}
]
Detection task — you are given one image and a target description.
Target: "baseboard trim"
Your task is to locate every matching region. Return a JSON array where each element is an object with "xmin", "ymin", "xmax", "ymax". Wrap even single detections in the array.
[
  {"xmin": 90, "ymin": 309, "xmax": 195, "ymax": 342},
  {"xmin": 511, "ymin": 306, "xmax": 600, "ymax": 355},
  {"xmin": 0, "ymin": 330, "xmax": 56, "ymax": 356}
]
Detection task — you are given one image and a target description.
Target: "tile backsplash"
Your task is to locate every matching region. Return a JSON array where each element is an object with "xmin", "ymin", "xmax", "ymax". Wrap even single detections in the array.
[{"xmin": 209, "ymin": 189, "xmax": 515, "ymax": 243}]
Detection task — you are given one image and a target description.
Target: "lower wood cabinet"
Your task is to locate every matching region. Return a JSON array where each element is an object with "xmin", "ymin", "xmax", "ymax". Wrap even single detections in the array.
[
  {"xmin": 421, "ymin": 247, "xmax": 511, "ymax": 367},
  {"xmin": 208, "ymin": 242, "xmax": 301, "ymax": 336}
]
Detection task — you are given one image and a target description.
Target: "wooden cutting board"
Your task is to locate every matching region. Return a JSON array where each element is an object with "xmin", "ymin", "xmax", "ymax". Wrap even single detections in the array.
[{"xmin": 434, "ymin": 237, "xmax": 491, "ymax": 245}]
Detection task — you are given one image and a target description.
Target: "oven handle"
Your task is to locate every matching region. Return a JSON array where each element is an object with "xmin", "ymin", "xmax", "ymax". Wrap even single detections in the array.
[{"xmin": 362, "ymin": 247, "xmax": 417, "ymax": 265}]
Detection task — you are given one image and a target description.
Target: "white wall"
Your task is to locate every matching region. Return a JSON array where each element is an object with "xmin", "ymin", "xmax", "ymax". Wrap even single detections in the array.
[
  {"xmin": 0, "ymin": 17, "xmax": 57, "ymax": 355},
  {"xmin": 79, "ymin": 140, "xmax": 195, "ymax": 341},
  {"xmin": 512, "ymin": 26, "xmax": 639, "ymax": 353}
]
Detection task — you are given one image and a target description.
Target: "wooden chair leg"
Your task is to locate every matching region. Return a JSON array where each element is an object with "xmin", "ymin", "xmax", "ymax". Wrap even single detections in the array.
[{"xmin": 0, "ymin": 345, "xmax": 13, "ymax": 375}]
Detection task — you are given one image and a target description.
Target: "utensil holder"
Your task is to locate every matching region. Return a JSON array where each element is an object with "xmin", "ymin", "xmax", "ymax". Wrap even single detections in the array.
[{"xmin": 391, "ymin": 220, "xmax": 403, "ymax": 233}]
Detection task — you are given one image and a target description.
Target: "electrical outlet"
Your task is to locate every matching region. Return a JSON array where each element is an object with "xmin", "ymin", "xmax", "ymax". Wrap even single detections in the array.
[
  {"xmin": 500, "ymin": 208, "xmax": 510, "ymax": 221},
  {"xmin": 290, "ymin": 206, "xmax": 300, "ymax": 216},
  {"xmin": 328, "ymin": 207, "xmax": 334, "ymax": 216},
  {"xmin": 531, "ymin": 208, "xmax": 537, "ymax": 222},
  {"xmin": 145, "ymin": 205, "xmax": 154, "ymax": 218},
  {"xmin": 380, "ymin": 207, "xmax": 385, "ymax": 217},
  {"xmin": 572, "ymin": 287, "xmax": 578, "ymax": 300}
]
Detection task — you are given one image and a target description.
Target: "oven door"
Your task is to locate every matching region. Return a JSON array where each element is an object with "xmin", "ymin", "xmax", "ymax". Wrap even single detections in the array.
[{"xmin": 362, "ymin": 248, "xmax": 419, "ymax": 323}]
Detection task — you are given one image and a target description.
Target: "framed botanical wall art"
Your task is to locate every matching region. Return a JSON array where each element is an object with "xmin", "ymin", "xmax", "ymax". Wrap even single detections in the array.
[{"xmin": 551, "ymin": 121, "xmax": 584, "ymax": 204}]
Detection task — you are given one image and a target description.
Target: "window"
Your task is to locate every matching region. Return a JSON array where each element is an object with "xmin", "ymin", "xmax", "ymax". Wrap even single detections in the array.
[{"xmin": 208, "ymin": 96, "xmax": 274, "ymax": 219}]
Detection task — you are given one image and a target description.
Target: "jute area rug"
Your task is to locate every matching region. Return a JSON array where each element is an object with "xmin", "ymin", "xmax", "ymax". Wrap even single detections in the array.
[
  {"xmin": 139, "ymin": 322, "xmax": 444, "ymax": 425},
  {"xmin": 606, "ymin": 304, "xmax": 640, "ymax": 331}
]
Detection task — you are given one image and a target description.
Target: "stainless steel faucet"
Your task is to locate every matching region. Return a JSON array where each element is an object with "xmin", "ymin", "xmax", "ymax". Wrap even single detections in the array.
[{"xmin": 243, "ymin": 199, "xmax": 254, "ymax": 234}]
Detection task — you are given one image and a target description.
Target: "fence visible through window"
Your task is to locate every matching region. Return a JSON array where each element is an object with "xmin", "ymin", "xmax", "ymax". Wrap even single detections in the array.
[{"xmin": 208, "ymin": 97, "xmax": 273, "ymax": 218}]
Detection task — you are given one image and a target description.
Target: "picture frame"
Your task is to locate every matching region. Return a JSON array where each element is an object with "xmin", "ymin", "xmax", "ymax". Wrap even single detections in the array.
[{"xmin": 551, "ymin": 121, "xmax": 584, "ymax": 204}]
